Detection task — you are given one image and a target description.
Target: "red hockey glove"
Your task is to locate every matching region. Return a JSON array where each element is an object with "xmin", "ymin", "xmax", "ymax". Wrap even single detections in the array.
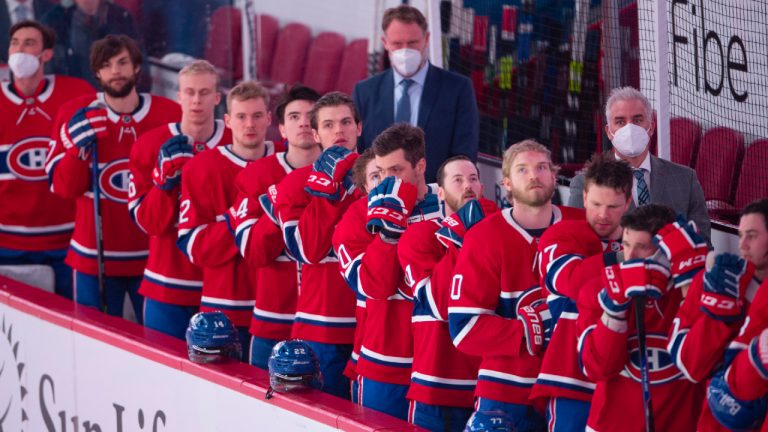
[
  {"xmin": 653, "ymin": 215, "xmax": 709, "ymax": 288},
  {"xmin": 701, "ymin": 253, "xmax": 754, "ymax": 323},
  {"xmin": 366, "ymin": 176, "xmax": 417, "ymax": 240}
]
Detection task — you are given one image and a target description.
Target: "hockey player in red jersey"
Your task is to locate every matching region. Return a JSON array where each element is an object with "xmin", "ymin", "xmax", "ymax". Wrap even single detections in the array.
[
  {"xmin": 670, "ymin": 198, "xmax": 768, "ymax": 431},
  {"xmin": 532, "ymin": 154, "xmax": 634, "ymax": 431},
  {"xmin": 273, "ymin": 92, "xmax": 362, "ymax": 399},
  {"xmin": 1, "ymin": 21, "xmax": 93, "ymax": 299},
  {"xmin": 333, "ymin": 148, "xmax": 380, "ymax": 402},
  {"xmin": 333, "ymin": 123, "xmax": 441, "ymax": 419},
  {"xmin": 447, "ymin": 140, "xmax": 582, "ymax": 431},
  {"xmin": 127, "ymin": 60, "xmax": 230, "ymax": 339},
  {"xmin": 46, "ymin": 35, "xmax": 180, "ymax": 320},
  {"xmin": 706, "ymin": 281, "xmax": 768, "ymax": 432},
  {"xmin": 399, "ymin": 155, "xmax": 497, "ymax": 431},
  {"xmin": 577, "ymin": 204, "xmax": 706, "ymax": 431},
  {"xmin": 229, "ymin": 84, "xmax": 321, "ymax": 369},
  {"xmin": 177, "ymin": 81, "xmax": 277, "ymax": 357}
]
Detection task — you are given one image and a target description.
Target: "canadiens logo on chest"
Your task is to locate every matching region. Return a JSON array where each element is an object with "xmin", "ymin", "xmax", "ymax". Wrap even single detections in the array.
[
  {"xmin": 98, "ymin": 158, "xmax": 131, "ymax": 203},
  {"xmin": 623, "ymin": 333, "xmax": 682, "ymax": 384},
  {"xmin": 2, "ymin": 136, "xmax": 50, "ymax": 181}
]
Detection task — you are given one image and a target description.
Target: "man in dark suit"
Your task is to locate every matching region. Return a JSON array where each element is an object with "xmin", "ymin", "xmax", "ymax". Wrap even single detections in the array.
[
  {"xmin": 353, "ymin": 4, "xmax": 479, "ymax": 183},
  {"xmin": 568, "ymin": 86, "xmax": 711, "ymax": 241},
  {"xmin": 0, "ymin": 0, "xmax": 55, "ymax": 63}
]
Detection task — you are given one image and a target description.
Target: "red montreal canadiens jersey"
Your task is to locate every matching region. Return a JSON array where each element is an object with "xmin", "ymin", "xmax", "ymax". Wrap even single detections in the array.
[
  {"xmin": 128, "ymin": 121, "xmax": 230, "ymax": 305},
  {"xmin": 177, "ymin": 143, "xmax": 276, "ymax": 327},
  {"xmin": 675, "ymin": 277, "xmax": 767, "ymax": 431},
  {"xmin": 532, "ymin": 218, "xmax": 620, "ymax": 404},
  {"xmin": 332, "ymin": 196, "xmax": 369, "ymax": 379},
  {"xmin": 333, "ymin": 188, "xmax": 441, "ymax": 386},
  {"xmin": 398, "ymin": 217, "xmax": 484, "ymax": 408},
  {"xmin": 234, "ymin": 152, "xmax": 299, "ymax": 340},
  {"xmin": 725, "ymin": 280, "xmax": 768, "ymax": 432},
  {"xmin": 0, "ymin": 76, "xmax": 93, "ymax": 251},
  {"xmin": 578, "ymin": 278, "xmax": 704, "ymax": 432},
  {"xmin": 275, "ymin": 165, "xmax": 359, "ymax": 344},
  {"xmin": 448, "ymin": 205, "xmax": 583, "ymax": 405},
  {"xmin": 46, "ymin": 93, "xmax": 180, "ymax": 276}
]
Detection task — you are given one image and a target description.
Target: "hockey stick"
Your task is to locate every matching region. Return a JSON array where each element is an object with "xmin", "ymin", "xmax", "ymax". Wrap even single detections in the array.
[
  {"xmin": 89, "ymin": 102, "xmax": 107, "ymax": 312},
  {"xmin": 634, "ymin": 297, "xmax": 654, "ymax": 432}
]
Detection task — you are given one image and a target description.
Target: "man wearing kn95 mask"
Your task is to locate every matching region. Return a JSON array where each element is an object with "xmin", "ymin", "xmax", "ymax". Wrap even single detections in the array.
[
  {"xmin": 568, "ymin": 86, "xmax": 711, "ymax": 243},
  {"xmin": 353, "ymin": 4, "xmax": 479, "ymax": 183},
  {"xmin": 0, "ymin": 21, "xmax": 94, "ymax": 299}
]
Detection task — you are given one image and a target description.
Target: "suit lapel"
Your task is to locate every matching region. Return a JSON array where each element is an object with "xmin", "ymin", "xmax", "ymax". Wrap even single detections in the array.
[
  {"xmin": 418, "ymin": 64, "xmax": 440, "ymax": 129},
  {"xmin": 649, "ymin": 156, "xmax": 663, "ymax": 203},
  {"xmin": 373, "ymin": 69, "xmax": 395, "ymax": 126}
]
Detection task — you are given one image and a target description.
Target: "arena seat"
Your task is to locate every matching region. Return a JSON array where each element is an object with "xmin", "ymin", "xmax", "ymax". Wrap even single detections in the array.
[
  {"xmin": 255, "ymin": 14, "xmax": 279, "ymax": 81},
  {"xmin": 733, "ymin": 139, "xmax": 768, "ymax": 209},
  {"xmin": 695, "ymin": 126, "xmax": 744, "ymax": 216},
  {"xmin": 335, "ymin": 39, "xmax": 369, "ymax": 95},
  {"xmin": 669, "ymin": 117, "xmax": 702, "ymax": 167},
  {"xmin": 301, "ymin": 32, "xmax": 346, "ymax": 94},
  {"xmin": 204, "ymin": 6, "xmax": 243, "ymax": 84},
  {"xmin": 269, "ymin": 23, "xmax": 312, "ymax": 87}
]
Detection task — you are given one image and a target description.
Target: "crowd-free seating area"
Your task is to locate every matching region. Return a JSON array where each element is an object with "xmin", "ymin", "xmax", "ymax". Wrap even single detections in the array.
[
  {"xmin": 669, "ymin": 117, "xmax": 768, "ymax": 223},
  {"xmin": 203, "ymin": 7, "xmax": 368, "ymax": 94}
]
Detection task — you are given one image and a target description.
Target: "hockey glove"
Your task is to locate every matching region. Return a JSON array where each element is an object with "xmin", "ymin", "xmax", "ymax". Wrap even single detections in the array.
[
  {"xmin": 599, "ymin": 260, "xmax": 641, "ymax": 320},
  {"xmin": 366, "ymin": 176, "xmax": 417, "ymax": 241},
  {"xmin": 701, "ymin": 253, "xmax": 754, "ymax": 322},
  {"xmin": 61, "ymin": 107, "xmax": 108, "ymax": 160},
  {"xmin": 259, "ymin": 185, "xmax": 280, "ymax": 226},
  {"xmin": 749, "ymin": 328, "xmax": 768, "ymax": 380},
  {"xmin": 435, "ymin": 199, "xmax": 485, "ymax": 248},
  {"xmin": 517, "ymin": 298, "xmax": 553, "ymax": 356},
  {"xmin": 153, "ymin": 135, "xmax": 194, "ymax": 191},
  {"xmin": 304, "ymin": 146, "xmax": 359, "ymax": 201},
  {"xmin": 654, "ymin": 215, "xmax": 709, "ymax": 288}
]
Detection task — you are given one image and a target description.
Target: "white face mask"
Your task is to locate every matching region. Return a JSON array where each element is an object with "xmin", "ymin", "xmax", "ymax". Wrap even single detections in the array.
[
  {"xmin": 8, "ymin": 52, "xmax": 41, "ymax": 79},
  {"xmin": 390, "ymin": 48, "xmax": 423, "ymax": 77},
  {"xmin": 610, "ymin": 123, "xmax": 650, "ymax": 158}
]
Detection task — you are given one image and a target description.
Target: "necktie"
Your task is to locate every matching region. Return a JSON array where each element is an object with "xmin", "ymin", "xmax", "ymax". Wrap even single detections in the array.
[
  {"xmin": 634, "ymin": 168, "xmax": 650, "ymax": 206},
  {"xmin": 15, "ymin": 2, "xmax": 29, "ymax": 22},
  {"xmin": 395, "ymin": 79, "xmax": 414, "ymax": 124}
]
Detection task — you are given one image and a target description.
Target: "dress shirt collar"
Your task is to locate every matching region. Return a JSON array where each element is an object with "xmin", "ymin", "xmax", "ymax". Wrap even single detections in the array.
[{"xmin": 392, "ymin": 61, "xmax": 429, "ymax": 89}]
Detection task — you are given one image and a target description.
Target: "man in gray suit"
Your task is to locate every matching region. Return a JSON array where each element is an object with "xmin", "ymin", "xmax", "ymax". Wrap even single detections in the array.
[{"xmin": 568, "ymin": 86, "xmax": 711, "ymax": 241}]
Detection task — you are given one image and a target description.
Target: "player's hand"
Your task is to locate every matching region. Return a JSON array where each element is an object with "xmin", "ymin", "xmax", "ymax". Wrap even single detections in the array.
[
  {"xmin": 259, "ymin": 185, "xmax": 280, "ymax": 225},
  {"xmin": 304, "ymin": 146, "xmax": 359, "ymax": 201},
  {"xmin": 599, "ymin": 259, "xmax": 670, "ymax": 319},
  {"xmin": 748, "ymin": 328, "xmax": 768, "ymax": 380},
  {"xmin": 366, "ymin": 176, "xmax": 417, "ymax": 241},
  {"xmin": 517, "ymin": 298, "xmax": 553, "ymax": 356},
  {"xmin": 701, "ymin": 253, "xmax": 754, "ymax": 322},
  {"xmin": 435, "ymin": 199, "xmax": 485, "ymax": 248},
  {"xmin": 153, "ymin": 135, "xmax": 194, "ymax": 191},
  {"xmin": 61, "ymin": 107, "xmax": 108, "ymax": 160},
  {"xmin": 653, "ymin": 215, "xmax": 709, "ymax": 288}
]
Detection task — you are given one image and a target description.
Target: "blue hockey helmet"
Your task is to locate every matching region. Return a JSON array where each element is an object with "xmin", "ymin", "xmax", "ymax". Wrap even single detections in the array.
[
  {"xmin": 464, "ymin": 410, "xmax": 514, "ymax": 432},
  {"xmin": 185, "ymin": 311, "xmax": 242, "ymax": 364},
  {"xmin": 267, "ymin": 339, "xmax": 322, "ymax": 394},
  {"xmin": 707, "ymin": 369, "xmax": 767, "ymax": 431}
]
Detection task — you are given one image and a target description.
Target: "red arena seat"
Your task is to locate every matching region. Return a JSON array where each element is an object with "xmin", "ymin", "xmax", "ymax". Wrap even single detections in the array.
[
  {"xmin": 255, "ymin": 14, "xmax": 279, "ymax": 81},
  {"xmin": 733, "ymin": 139, "xmax": 768, "ymax": 209},
  {"xmin": 335, "ymin": 39, "xmax": 369, "ymax": 95},
  {"xmin": 204, "ymin": 6, "xmax": 243, "ymax": 84},
  {"xmin": 669, "ymin": 117, "xmax": 702, "ymax": 167},
  {"xmin": 302, "ymin": 32, "xmax": 346, "ymax": 94},
  {"xmin": 695, "ymin": 126, "xmax": 744, "ymax": 212},
  {"xmin": 269, "ymin": 23, "xmax": 312, "ymax": 86}
]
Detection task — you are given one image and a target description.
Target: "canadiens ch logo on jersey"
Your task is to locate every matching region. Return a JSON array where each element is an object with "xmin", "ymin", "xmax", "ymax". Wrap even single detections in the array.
[
  {"xmin": 623, "ymin": 333, "xmax": 682, "ymax": 384},
  {"xmin": 1, "ymin": 136, "xmax": 50, "ymax": 181},
  {"xmin": 99, "ymin": 158, "xmax": 131, "ymax": 203}
]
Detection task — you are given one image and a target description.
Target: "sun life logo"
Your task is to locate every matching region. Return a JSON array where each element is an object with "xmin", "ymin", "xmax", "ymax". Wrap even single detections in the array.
[{"xmin": 0, "ymin": 315, "xmax": 28, "ymax": 431}]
